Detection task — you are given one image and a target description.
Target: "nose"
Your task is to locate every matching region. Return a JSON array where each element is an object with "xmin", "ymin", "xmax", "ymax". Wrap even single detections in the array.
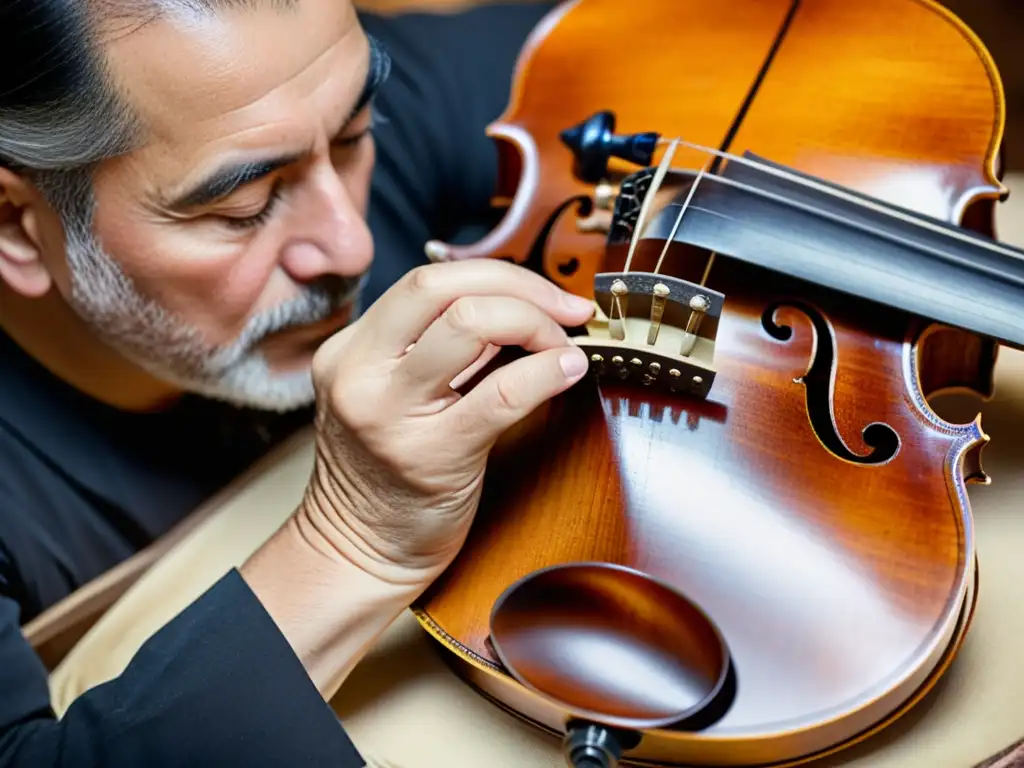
[{"xmin": 278, "ymin": 158, "xmax": 373, "ymax": 282}]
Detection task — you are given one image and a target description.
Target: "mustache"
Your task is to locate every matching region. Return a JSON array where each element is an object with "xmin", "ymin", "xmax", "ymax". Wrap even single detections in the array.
[{"xmin": 211, "ymin": 274, "xmax": 365, "ymax": 367}]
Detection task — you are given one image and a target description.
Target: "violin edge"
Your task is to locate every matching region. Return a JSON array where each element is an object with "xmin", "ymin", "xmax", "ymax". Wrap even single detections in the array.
[
  {"xmin": 917, "ymin": 0, "xmax": 1009, "ymax": 217},
  {"xmin": 411, "ymin": 560, "xmax": 976, "ymax": 766}
]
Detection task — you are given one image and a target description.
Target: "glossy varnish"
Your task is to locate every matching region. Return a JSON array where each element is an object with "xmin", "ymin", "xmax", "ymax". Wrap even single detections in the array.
[{"xmin": 415, "ymin": 0, "xmax": 1006, "ymax": 764}]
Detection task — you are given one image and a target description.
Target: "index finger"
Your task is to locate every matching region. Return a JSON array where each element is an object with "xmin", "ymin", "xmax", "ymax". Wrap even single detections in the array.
[{"xmin": 353, "ymin": 260, "xmax": 594, "ymax": 357}]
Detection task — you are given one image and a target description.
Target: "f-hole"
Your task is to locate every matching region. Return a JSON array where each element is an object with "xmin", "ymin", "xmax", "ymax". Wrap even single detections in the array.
[
  {"xmin": 761, "ymin": 300, "xmax": 900, "ymax": 466},
  {"xmin": 508, "ymin": 195, "xmax": 587, "ymax": 279}
]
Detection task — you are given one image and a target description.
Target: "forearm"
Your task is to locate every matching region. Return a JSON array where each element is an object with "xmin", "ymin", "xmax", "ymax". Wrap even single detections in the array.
[
  {"xmin": 0, "ymin": 570, "xmax": 364, "ymax": 767},
  {"xmin": 239, "ymin": 509, "xmax": 424, "ymax": 700}
]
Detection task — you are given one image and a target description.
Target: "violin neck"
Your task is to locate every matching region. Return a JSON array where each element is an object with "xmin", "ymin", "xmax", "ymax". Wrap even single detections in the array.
[{"xmin": 639, "ymin": 153, "xmax": 1024, "ymax": 349}]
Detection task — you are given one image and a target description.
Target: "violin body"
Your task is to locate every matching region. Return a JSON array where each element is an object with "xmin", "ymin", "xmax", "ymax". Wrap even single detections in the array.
[{"xmin": 413, "ymin": 1, "xmax": 1008, "ymax": 765}]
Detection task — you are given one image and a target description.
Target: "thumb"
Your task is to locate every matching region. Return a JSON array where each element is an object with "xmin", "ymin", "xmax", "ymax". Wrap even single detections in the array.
[{"xmin": 447, "ymin": 345, "xmax": 589, "ymax": 451}]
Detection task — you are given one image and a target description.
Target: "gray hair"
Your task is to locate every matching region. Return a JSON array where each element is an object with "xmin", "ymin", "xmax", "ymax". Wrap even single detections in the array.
[
  {"xmin": 1, "ymin": 0, "xmax": 383, "ymax": 413},
  {"xmin": 0, "ymin": 0, "xmax": 298, "ymax": 226}
]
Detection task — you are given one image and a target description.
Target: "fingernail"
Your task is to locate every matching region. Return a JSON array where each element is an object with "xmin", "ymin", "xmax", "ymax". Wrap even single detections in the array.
[
  {"xmin": 424, "ymin": 241, "xmax": 448, "ymax": 262},
  {"xmin": 564, "ymin": 293, "xmax": 594, "ymax": 313},
  {"xmin": 559, "ymin": 348, "xmax": 589, "ymax": 380}
]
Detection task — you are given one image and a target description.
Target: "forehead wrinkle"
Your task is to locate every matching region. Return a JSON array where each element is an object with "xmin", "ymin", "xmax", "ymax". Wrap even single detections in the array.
[
  {"xmin": 197, "ymin": 29, "xmax": 368, "ymax": 137},
  {"xmin": 155, "ymin": 38, "xmax": 368, "ymax": 206},
  {"xmin": 95, "ymin": 0, "xmax": 366, "ymax": 201},
  {"xmin": 91, "ymin": 0, "xmax": 300, "ymax": 27},
  {"xmin": 99, "ymin": 0, "xmax": 362, "ymax": 145}
]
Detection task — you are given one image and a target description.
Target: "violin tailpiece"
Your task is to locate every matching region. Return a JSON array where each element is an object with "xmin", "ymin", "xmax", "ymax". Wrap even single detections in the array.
[{"xmin": 573, "ymin": 271, "xmax": 724, "ymax": 398}]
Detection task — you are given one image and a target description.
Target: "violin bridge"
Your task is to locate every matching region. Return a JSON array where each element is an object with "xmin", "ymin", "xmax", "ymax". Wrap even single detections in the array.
[{"xmin": 573, "ymin": 272, "xmax": 725, "ymax": 399}]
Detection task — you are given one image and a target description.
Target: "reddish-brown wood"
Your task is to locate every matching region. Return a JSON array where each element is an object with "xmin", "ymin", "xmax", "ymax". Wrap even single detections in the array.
[
  {"xmin": 414, "ymin": 0, "xmax": 1008, "ymax": 765},
  {"xmin": 488, "ymin": 562, "xmax": 733, "ymax": 731}
]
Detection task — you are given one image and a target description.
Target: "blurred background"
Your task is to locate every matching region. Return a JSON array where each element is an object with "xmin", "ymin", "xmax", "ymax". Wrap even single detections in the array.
[{"xmin": 943, "ymin": 0, "xmax": 1024, "ymax": 171}]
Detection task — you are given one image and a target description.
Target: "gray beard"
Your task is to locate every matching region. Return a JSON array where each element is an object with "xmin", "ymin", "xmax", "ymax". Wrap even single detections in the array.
[{"xmin": 62, "ymin": 224, "xmax": 363, "ymax": 413}]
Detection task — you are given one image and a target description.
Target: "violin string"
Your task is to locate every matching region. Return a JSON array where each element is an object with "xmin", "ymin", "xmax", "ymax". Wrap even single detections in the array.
[
  {"xmin": 699, "ymin": 170, "xmax": 1024, "ymax": 288},
  {"xmin": 653, "ymin": 170, "xmax": 1024, "ymax": 291},
  {"xmin": 623, "ymin": 137, "xmax": 679, "ymax": 274},
  {"xmin": 652, "ymin": 157, "xmax": 710, "ymax": 276},
  {"xmin": 636, "ymin": 138, "xmax": 1024, "ymax": 289},
  {"xmin": 699, "ymin": 250, "xmax": 718, "ymax": 286},
  {"xmin": 604, "ymin": 134, "xmax": 1020, "ymax": 341},
  {"xmin": 680, "ymin": 198, "xmax": 1016, "ymax": 329},
  {"xmin": 653, "ymin": 136, "xmax": 1024, "ymax": 263}
]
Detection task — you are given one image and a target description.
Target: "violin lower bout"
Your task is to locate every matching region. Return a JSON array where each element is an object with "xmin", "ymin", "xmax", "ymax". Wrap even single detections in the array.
[{"xmin": 413, "ymin": 265, "xmax": 986, "ymax": 766}]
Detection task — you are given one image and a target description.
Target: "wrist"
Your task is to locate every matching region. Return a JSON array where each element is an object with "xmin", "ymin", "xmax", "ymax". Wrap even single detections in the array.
[
  {"xmin": 300, "ymin": 460, "xmax": 466, "ymax": 586},
  {"xmin": 240, "ymin": 510, "xmax": 424, "ymax": 699}
]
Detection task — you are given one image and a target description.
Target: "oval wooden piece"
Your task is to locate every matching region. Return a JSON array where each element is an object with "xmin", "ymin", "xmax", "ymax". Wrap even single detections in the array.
[{"xmin": 489, "ymin": 562, "xmax": 733, "ymax": 732}]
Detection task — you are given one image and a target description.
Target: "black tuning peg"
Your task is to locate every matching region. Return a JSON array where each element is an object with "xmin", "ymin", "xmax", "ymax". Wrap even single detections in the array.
[{"xmin": 559, "ymin": 111, "xmax": 660, "ymax": 184}]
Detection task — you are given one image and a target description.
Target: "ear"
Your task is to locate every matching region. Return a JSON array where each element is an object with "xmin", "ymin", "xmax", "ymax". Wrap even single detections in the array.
[{"xmin": 0, "ymin": 166, "xmax": 53, "ymax": 298}]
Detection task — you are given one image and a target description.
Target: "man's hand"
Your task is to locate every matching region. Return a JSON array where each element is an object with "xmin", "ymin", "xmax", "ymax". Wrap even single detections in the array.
[{"xmin": 300, "ymin": 259, "xmax": 594, "ymax": 587}]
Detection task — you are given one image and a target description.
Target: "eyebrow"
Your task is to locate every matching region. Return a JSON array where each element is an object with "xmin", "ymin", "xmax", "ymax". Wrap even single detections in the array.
[{"xmin": 165, "ymin": 34, "xmax": 392, "ymax": 212}]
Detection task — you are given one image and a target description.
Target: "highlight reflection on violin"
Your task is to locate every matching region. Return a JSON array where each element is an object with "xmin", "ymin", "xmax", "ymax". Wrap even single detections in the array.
[{"xmin": 416, "ymin": 0, "xmax": 1017, "ymax": 765}]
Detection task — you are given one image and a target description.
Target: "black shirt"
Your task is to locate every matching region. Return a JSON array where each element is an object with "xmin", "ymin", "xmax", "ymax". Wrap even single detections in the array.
[{"xmin": 0, "ymin": 4, "xmax": 556, "ymax": 765}]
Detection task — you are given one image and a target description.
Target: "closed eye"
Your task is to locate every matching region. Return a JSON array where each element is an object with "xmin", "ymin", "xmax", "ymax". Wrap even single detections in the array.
[
  {"xmin": 221, "ymin": 182, "xmax": 283, "ymax": 230},
  {"xmin": 333, "ymin": 126, "xmax": 372, "ymax": 149},
  {"xmin": 220, "ymin": 124, "xmax": 373, "ymax": 231}
]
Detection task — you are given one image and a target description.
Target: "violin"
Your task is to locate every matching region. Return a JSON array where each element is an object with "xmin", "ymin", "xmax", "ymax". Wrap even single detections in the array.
[{"xmin": 416, "ymin": 0, "xmax": 1018, "ymax": 765}]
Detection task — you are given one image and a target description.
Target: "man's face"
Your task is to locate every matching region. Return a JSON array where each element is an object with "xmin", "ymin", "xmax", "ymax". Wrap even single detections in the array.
[{"xmin": 42, "ymin": 0, "xmax": 381, "ymax": 411}]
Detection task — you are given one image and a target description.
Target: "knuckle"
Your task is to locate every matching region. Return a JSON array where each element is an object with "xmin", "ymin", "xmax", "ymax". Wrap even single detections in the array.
[
  {"xmin": 444, "ymin": 296, "xmax": 485, "ymax": 336},
  {"xmin": 404, "ymin": 264, "xmax": 444, "ymax": 297},
  {"xmin": 545, "ymin": 282, "xmax": 570, "ymax": 309},
  {"xmin": 493, "ymin": 374, "xmax": 523, "ymax": 414},
  {"xmin": 311, "ymin": 352, "xmax": 331, "ymax": 386},
  {"xmin": 327, "ymin": 378, "xmax": 379, "ymax": 433},
  {"xmin": 311, "ymin": 335, "xmax": 346, "ymax": 382},
  {"xmin": 528, "ymin": 308, "xmax": 558, "ymax": 339}
]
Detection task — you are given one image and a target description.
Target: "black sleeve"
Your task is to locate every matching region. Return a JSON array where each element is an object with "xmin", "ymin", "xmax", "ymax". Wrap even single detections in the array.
[
  {"xmin": 357, "ymin": 2, "xmax": 559, "ymax": 306},
  {"xmin": 0, "ymin": 565, "xmax": 364, "ymax": 767}
]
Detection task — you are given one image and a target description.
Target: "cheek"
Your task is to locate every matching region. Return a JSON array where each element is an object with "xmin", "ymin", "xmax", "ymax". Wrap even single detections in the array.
[{"xmin": 91, "ymin": 205, "xmax": 279, "ymax": 344}]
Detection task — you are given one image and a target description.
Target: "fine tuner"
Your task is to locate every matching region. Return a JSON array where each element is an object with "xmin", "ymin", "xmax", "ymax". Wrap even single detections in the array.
[{"xmin": 575, "ymin": 272, "xmax": 723, "ymax": 399}]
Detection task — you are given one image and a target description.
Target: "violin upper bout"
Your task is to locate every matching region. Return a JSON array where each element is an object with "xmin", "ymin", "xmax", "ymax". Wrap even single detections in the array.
[
  {"xmin": 922, "ymin": 0, "xmax": 1010, "ymax": 203},
  {"xmin": 423, "ymin": 117, "xmax": 609, "ymax": 297},
  {"xmin": 423, "ymin": 120, "xmax": 546, "ymax": 267}
]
